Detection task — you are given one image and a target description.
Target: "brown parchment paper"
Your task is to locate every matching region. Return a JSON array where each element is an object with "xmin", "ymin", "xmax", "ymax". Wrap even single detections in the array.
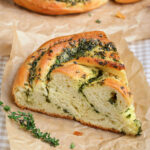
[
  {"xmin": 1, "ymin": 29, "xmax": 150, "ymax": 150},
  {"xmin": 0, "ymin": 0, "xmax": 150, "ymax": 56}
]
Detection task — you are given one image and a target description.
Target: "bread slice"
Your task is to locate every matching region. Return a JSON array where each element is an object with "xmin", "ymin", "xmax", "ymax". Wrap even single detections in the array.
[
  {"xmin": 12, "ymin": 31, "xmax": 141, "ymax": 136},
  {"xmin": 13, "ymin": 0, "xmax": 108, "ymax": 15}
]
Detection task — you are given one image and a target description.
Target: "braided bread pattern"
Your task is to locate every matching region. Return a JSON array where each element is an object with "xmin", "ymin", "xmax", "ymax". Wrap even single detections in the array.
[{"xmin": 12, "ymin": 31, "xmax": 141, "ymax": 135}]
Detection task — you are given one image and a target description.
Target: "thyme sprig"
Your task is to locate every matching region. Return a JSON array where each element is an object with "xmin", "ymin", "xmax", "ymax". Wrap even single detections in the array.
[{"xmin": 0, "ymin": 101, "xmax": 59, "ymax": 147}]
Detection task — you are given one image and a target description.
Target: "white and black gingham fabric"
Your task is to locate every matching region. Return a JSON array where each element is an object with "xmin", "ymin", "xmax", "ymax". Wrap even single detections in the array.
[
  {"xmin": 0, "ymin": 40, "xmax": 150, "ymax": 150},
  {"xmin": 129, "ymin": 40, "xmax": 150, "ymax": 84},
  {"xmin": 0, "ymin": 56, "xmax": 9, "ymax": 150}
]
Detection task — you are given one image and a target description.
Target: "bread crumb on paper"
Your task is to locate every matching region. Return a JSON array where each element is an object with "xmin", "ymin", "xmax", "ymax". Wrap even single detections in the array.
[
  {"xmin": 115, "ymin": 11, "xmax": 126, "ymax": 19},
  {"xmin": 73, "ymin": 131, "xmax": 83, "ymax": 136}
]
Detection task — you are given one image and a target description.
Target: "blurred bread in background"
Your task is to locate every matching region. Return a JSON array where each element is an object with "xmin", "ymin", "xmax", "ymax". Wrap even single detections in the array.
[{"xmin": 13, "ymin": 0, "xmax": 108, "ymax": 15}]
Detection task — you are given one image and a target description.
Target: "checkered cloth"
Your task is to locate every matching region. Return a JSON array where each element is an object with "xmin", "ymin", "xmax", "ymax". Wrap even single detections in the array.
[{"xmin": 0, "ymin": 40, "xmax": 150, "ymax": 150}]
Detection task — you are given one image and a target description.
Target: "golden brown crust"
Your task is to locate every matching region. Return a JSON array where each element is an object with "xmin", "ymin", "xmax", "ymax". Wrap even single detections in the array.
[
  {"xmin": 115, "ymin": 0, "xmax": 141, "ymax": 4},
  {"xmin": 13, "ymin": 0, "xmax": 108, "ymax": 15},
  {"xmin": 14, "ymin": 31, "xmax": 109, "ymax": 87},
  {"xmin": 103, "ymin": 78, "xmax": 132, "ymax": 105},
  {"xmin": 13, "ymin": 31, "xmax": 127, "ymax": 93},
  {"xmin": 52, "ymin": 63, "xmax": 90, "ymax": 79},
  {"xmin": 35, "ymin": 32, "xmax": 126, "ymax": 85},
  {"xmin": 13, "ymin": 32, "xmax": 85, "ymax": 90},
  {"xmin": 73, "ymin": 57, "xmax": 125, "ymax": 70}
]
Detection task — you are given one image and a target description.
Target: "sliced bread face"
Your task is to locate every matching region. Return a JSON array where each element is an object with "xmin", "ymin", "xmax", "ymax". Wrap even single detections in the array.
[{"xmin": 12, "ymin": 31, "xmax": 141, "ymax": 136}]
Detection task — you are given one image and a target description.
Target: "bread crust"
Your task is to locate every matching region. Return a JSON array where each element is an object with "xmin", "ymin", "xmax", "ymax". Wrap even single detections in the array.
[
  {"xmin": 52, "ymin": 63, "xmax": 92, "ymax": 79},
  {"xmin": 12, "ymin": 34, "xmax": 73, "ymax": 91},
  {"xmin": 103, "ymin": 78, "xmax": 132, "ymax": 105},
  {"xmin": 115, "ymin": 0, "xmax": 141, "ymax": 4},
  {"xmin": 13, "ymin": 31, "xmax": 112, "ymax": 90},
  {"xmin": 13, "ymin": 31, "xmax": 128, "ymax": 95},
  {"xmin": 13, "ymin": 0, "xmax": 108, "ymax": 15}
]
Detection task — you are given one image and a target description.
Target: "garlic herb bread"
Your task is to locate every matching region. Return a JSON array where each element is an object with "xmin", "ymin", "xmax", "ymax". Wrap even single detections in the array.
[{"xmin": 12, "ymin": 31, "xmax": 141, "ymax": 136}]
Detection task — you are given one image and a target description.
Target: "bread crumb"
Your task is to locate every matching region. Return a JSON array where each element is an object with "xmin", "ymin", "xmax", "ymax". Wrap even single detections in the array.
[
  {"xmin": 73, "ymin": 131, "xmax": 83, "ymax": 136},
  {"xmin": 115, "ymin": 11, "xmax": 126, "ymax": 19}
]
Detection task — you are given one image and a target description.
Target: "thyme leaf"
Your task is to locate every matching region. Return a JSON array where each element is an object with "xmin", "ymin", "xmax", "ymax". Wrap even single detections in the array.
[
  {"xmin": 56, "ymin": 0, "xmax": 89, "ymax": 6},
  {"xmin": 95, "ymin": 19, "xmax": 101, "ymax": 24},
  {"xmin": 70, "ymin": 142, "xmax": 75, "ymax": 149}
]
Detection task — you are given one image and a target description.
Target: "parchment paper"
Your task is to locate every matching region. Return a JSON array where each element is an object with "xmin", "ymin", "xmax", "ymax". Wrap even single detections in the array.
[
  {"xmin": 0, "ymin": 0, "xmax": 150, "ymax": 56},
  {"xmin": 1, "ymin": 29, "xmax": 150, "ymax": 150}
]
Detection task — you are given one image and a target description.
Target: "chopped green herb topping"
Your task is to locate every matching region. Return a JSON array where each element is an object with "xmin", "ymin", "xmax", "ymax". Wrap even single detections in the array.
[
  {"xmin": 70, "ymin": 142, "xmax": 75, "ymax": 149},
  {"xmin": 25, "ymin": 89, "xmax": 30, "ymax": 98},
  {"xmin": 104, "ymin": 42, "xmax": 117, "ymax": 52},
  {"xmin": 134, "ymin": 119, "xmax": 142, "ymax": 136},
  {"xmin": 0, "ymin": 101, "xmax": 3, "ymax": 105},
  {"xmin": 63, "ymin": 108, "xmax": 69, "ymax": 113},
  {"xmin": 63, "ymin": 108, "xmax": 73, "ymax": 116},
  {"xmin": 56, "ymin": 59, "xmax": 60, "ymax": 64},
  {"xmin": 28, "ymin": 51, "xmax": 45, "ymax": 85},
  {"xmin": 46, "ymin": 39, "xmax": 100, "ymax": 81},
  {"xmin": 108, "ymin": 92, "xmax": 117, "ymax": 105},
  {"xmin": 125, "ymin": 108, "xmax": 130, "ymax": 112},
  {"xmin": 90, "ymin": 104, "xmax": 100, "ymax": 113},
  {"xmin": 79, "ymin": 70, "xmax": 103, "ymax": 93},
  {"xmin": 56, "ymin": 0, "xmax": 89, "ymax": 6},
  {"xmin": 137, "ymin": 126, "xmax": 142, "ymax": 136},
  {"xmin": 78, "ymin": 70, "xmax": 102, "ymax": 114},
  {"xmin": 46, "ymin": 39, "xmax": 117, "ymax": 82},
  {"xmin": 28, "ymin": 39, "xmax": 67, "ymax": 86},
  {"xmin": 45, "ymin": 96, "xmax": 51, "ymax": 103},
  {"xmin": 94, "ymin": 51, "xmax": 106, "ymax": 59},
  {"xmin": 95, "ymin": 19, "xmax": 101, "ymax": 24},
  {"xmin": 3, "ymin": 105, "xmax": 10, "ymax": 112},
  {"xmin": 126, "ymin": 114, "xmax": 131, "ymax": 118}
]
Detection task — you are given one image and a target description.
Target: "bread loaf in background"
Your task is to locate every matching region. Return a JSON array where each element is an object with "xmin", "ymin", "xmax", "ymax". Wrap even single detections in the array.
[
  {"xmin": 13, "ymin": 0, "xmax": 108, "ymax": 15},
  {"xmin": 12, "ymin": 31, "xmax": 141, "ymax": 135}
]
